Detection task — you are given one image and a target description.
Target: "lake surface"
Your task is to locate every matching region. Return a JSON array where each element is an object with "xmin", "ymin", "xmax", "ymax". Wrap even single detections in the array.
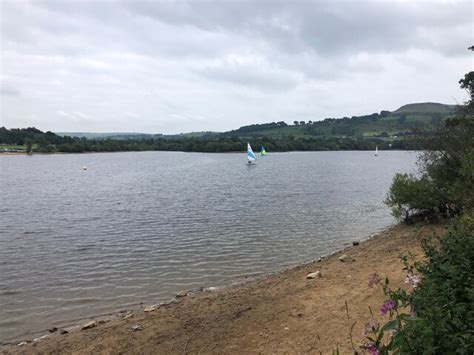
[{"xmin": 0, "ymin": 151, "xmax": 417, "ymax": 342}]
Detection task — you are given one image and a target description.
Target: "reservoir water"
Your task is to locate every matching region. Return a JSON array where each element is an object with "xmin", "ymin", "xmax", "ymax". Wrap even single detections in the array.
[{"xmin": 0, "ymin": 151, "xmax": 417, "ymax": 342}]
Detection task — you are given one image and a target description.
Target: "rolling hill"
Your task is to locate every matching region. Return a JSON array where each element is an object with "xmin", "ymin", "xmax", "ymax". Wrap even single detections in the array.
[{"xmin": 220, "ymin": 102, "xmax": 456, "ymax": 139}]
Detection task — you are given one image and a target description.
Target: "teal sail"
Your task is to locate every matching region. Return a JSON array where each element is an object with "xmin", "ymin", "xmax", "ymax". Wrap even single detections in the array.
[{"xmin": 247, "ymin": 143, "xmax": 256, "ymax": 163}]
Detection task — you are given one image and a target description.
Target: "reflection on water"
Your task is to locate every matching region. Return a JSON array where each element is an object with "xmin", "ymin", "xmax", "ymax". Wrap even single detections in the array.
[{"xmin": 0, "ymin": 150, "xmax": 417, "ymax": 341}]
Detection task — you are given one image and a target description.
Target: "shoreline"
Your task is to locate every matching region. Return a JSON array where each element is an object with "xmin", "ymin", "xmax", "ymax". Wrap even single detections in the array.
[
  {"xmin": 0, "ymin": 149, "xmax": 415, "ymax": 157},
  {"xmin": 1, "ymin": 222, "xmax": 446, "ymax": 354},
  {"xmin": 0, "ymin": 225, "xmax": 390, "ymax": 346}
]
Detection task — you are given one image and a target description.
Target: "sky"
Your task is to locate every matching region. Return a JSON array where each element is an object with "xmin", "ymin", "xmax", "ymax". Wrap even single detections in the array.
[{"xmin": 1, "ymin": 0, "xmax": 472, "ymax": 134}]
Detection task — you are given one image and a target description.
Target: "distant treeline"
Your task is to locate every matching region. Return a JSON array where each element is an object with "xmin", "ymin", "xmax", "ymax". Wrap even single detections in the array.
[{"xmin": 0, "ymin": 127, "xmax": 425, "ymax": 153}]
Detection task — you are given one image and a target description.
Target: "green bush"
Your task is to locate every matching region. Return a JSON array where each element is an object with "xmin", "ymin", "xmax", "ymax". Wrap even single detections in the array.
[
  {"xmin": 362, "ymin": 219, "xmax": 474, "ymax": 354},
  {"xmin": 385, "ymin": 173, "xmax": 443, "ymax": 222},
  {"xmin": 386, "ymin": 68, "xmax": 474, "ymax": 222},
  {"xmin": 404, "ymin": 224, "xmax": 474, "ymax": 353}
]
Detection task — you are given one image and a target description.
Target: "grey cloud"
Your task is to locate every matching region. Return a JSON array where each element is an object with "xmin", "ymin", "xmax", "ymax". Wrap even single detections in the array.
[
  {"xmin": 0, "ymin": 0, "xmax": 471, "ymax": 133},
  {"xmin": 123, "ymin": 1, "xmax": 472, "ymax": 56},
  {"xmin": 0, "ymin": 82, "xmax": 20, "ymax": 96}
]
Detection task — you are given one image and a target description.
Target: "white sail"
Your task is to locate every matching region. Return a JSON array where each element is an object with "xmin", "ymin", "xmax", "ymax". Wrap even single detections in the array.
[
  {"xmin": 247, "ymin": 143, "xmax": 256, "ymax": 162},
  {"xmin": 375, "ymin": 146, "xmax": 378, "ymax": 156}
]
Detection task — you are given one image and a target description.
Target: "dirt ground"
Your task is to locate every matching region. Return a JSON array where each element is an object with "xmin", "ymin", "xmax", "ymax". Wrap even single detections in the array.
[{"xmin": 2, "ymin": 223, "xmax": 446, "ymax": 355}]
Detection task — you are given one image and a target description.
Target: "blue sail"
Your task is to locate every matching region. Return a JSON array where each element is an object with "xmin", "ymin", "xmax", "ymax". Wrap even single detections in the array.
[{"xmin": 247, "ymin": 143, "xmax": 256, "ymax": 162}]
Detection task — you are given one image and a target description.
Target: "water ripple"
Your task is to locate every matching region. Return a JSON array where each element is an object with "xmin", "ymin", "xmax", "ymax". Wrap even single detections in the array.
[{"xmin": 0, "ymin": 151, "xmax": 417, "ymax": 342}]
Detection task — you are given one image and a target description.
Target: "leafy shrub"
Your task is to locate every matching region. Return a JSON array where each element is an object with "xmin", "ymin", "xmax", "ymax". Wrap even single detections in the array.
[
  {"xmin": 385, "ymin": 70, "xmax": 474, "ymax": 221},
  {"xmin": 385, "ymin": 173, "xmax": 443, "ymax": 222},
  {"xmin": 362, "ymin": 220, "xmax": 474, "ymax": 354}
]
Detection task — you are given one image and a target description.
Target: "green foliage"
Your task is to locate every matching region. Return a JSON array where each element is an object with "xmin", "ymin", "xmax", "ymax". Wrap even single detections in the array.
[
  {"xmin": 0, "ymin": 126, "xmax": 424, "ymax": 153},
  {"xmin": 386, "ymin": 71, "xmax": 474, "ymax": 221},
  {"xmin": 221, "ymin": 103, "xmax": 454, "ymax": 140},
  {"xmin": 406, "ymin": 224, "xmax": 474, "ymax": 353},
  {"xmin": 459, "ymin": 71, "xmax": 474, "ymax": 100},
  {"xmin": 363, "ymin": 220, "xmax": 474, "ymax": 354},
  {"xmin": 385, "ymin": 173, "xmax": 443, "ymax": 222},
  {"xmin": 24, "ymin": 138, "xmax": 33, "ymax": 153}
]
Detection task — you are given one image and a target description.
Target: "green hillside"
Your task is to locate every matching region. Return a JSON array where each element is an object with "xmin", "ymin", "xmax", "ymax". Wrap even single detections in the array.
[{"xmin": 221, "ymin": 102, "xmax": 456, "ymax": 139}]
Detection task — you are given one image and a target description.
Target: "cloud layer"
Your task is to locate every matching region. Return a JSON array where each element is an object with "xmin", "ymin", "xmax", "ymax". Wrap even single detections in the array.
[{"xmin": 1, "ymin": 0, "xmax": 472, "ymax": 133}]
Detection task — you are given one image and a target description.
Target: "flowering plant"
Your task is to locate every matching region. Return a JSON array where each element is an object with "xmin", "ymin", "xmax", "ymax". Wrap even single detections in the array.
[{"xmin": 360, "ymin": 222, "xmax": 474, "ymax": 354}]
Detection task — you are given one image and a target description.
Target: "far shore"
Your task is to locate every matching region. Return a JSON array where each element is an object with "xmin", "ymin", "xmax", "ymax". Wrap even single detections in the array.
[
  {"xmin": 0, "ymin": 149, "xmax": 412, "ymax": 157},
  {"xmin": 1, "ymin": 222, "xmax": 446, "ymax": 354}
]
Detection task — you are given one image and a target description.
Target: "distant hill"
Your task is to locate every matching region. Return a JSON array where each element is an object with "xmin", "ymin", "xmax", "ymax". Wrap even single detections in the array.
[
  {"xmin": 2, "ymin": 102, "xmax": 456, "ymax": 153},
  {"xmin": 394, "ymin": 102, "xmax": 457, "ymax": 114},
  {"xmin": 54, "ymin": 102, "xmax": 455, "ymax": 141},
  {"xmin": 220, "ymin": 102, "xmax": 456, "ymax": 139}
]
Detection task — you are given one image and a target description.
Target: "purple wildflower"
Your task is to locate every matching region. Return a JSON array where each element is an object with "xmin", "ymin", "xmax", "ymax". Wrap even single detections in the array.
[
  {"xmin": 368, "ymin": 272, "xmax": 381, "ymax": 288},
  {"xmin": 405, "ymin": 273, "xmax": 421, "ymax": 287},
  {"xmin": 380, "ymin": 299, "xmax": 396, "ymax": 315},
  {"xmin": 363, "ymin": 318, "xmax": 379, "ymax": 336},
  {"xmin": 361, "ymin": 342, "xmax": 379, "ymax": 355},
  {"xmin": 369, "ymin": 318, "xmax": 378, "ymax": 331}
]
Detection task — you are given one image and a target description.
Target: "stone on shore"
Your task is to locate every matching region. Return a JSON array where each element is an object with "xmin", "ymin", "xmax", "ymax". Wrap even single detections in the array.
[
  {"xmin": 352, "ymin": 241, "xmax": 360, "ymax": 246},
  {"xmin": 81, "ymin": 321, "xmax": 97, "ymax": 330},
  {"xmin": 339, "ymin": 254, "xmax": 354, "ymax": 262},
  {"xmin": 131, "ymin": 325, "xmax": 143, "ymax": 331},
  {"xmin": 306, "ymin": 271, "xmax": 322, "ymax": 279},
  {"xmin": 33, "ymin": 335, "xmax": 50, "ymax": 342},
  {"xmin": 176, "ymin": 290, "xmax": 188, "ymax": 298},
  {"xmin": 144, "ymin": 305, "xmax": 157, "ymax": 312}
]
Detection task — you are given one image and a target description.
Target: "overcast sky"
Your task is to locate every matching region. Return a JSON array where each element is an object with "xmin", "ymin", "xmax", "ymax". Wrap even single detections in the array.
[{"xmin": 1, "ymin": 0, "xmax": 472, "ymax": 134}]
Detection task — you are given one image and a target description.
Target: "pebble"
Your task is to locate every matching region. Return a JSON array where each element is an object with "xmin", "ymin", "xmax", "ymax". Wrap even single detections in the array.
[
  {"xmin": 204, "ymin": 286, "xmax": 219, "ymax": 292},
  {"xmin": 339, "ymin": 254, "xmax": 354, "ymax": 262},
  {"xmin": 81, "ymin": 320, "xmax": 97, "ymax": 330},
  {"xmin": 33, "ymin": 335, "xmax": 50, "ymax": 342},
  {"xmin": 17, "ymin": 341, "xmax": 28, "ymax": 346},
  {"xmin": 186, "ymin": 287, "xmax": 203, "ymax": 297},
  {"xmin": 123, "ymin": 313, "xmax": 133, "ymax": 320},
  {"xmin": 60, "ymin": 329, "xmax": 69, "ymax": 335},
  {"xmin": 48, "ymin": 327, "xmax": 58, "ymax": 333},
  {"xmin": 352, "ymin": 241, "xmax": 360, "ymax": 246},
  {"xmin": 306, "ymin": 271, "xmax": 322, "ymax": 279},
  {"xmin": 144, "ymin": 305, "xmax": 157, "ymax": 312},
  {"xmin": 131, "ymin": 325, "xmax": 143, "ymax": 331},
  {"xmin": 176, "ymin": 290, "xmax": 188, "ymax": 298}
]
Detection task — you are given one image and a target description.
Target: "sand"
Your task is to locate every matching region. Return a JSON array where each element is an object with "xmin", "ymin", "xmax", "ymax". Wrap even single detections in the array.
[{"xmin": 1, "ymin": 222, "xmax": 446, "ymax": 355}]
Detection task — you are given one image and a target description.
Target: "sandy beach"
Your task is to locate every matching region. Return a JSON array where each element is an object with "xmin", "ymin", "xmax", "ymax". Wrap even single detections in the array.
[{"xmin": 1, "ymin": 222, "xmax": 446, "ymax": 354}]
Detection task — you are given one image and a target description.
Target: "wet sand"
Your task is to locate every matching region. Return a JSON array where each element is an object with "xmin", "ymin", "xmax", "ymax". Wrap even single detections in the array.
[{"xmin": 1, "ymin": 222, "xmax": 445, "ymax": 354}]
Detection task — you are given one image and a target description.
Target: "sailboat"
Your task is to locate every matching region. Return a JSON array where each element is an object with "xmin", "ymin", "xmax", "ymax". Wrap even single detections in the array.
[
  {"xmin": 260, "ymin": 145, "xmax": 267, "ymax": 157},
  {"xmin": 247, "ymin": 143, "xmax": 257, "ymax": 164},
  {"xmin": 374, "ymin": 146, "xmax": 378, "ymax": 156}
]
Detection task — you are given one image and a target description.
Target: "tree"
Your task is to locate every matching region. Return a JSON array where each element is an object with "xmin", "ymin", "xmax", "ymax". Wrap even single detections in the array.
[
  {"xmin": 25, "ymin": 138, "xmax": 33, "ymax": 153},
  {"xmin": 293, "ymin": 121, "xmax": 299, "ymax": 126},
  {"xmin": 459, "ymin": 71, "xmax": 474, "ymax": 101},
  {"xmin": 386, "ymin": 51, "xmax": 474, "ymax": 220}
]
